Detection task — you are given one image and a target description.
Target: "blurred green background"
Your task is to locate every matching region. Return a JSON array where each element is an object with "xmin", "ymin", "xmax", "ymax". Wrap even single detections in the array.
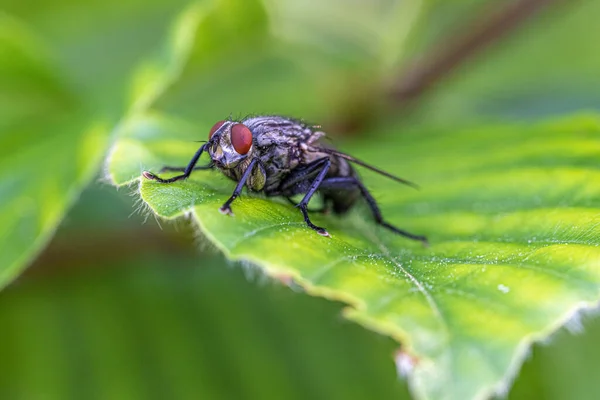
[{"xmin": 1, "ymin": 0, "xmax": 600, "ymax": 398}]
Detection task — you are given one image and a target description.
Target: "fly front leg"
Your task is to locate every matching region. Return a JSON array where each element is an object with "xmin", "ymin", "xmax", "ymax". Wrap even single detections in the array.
[
  {"xmin": 320, "ymin": 177, "xmax": 428, "ymax": 245},
  {"xmin": 159, "ymin": 163, "xmax": 213, "ymax": 173},
  {"xmin": 143, "ymin": 144, "xmax": 207, "ymax": 183},
  {"xmin": 219, "ymin": 158, "xmax": 258, "ymax": 216},
  {"xmin": 296, "ymin": 158, "xmax": 331, "ymax": 237}
]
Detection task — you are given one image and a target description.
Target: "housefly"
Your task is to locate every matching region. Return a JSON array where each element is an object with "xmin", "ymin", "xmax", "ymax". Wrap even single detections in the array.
[{"xmin": 143, "ymin": 115, "xmax": 427, "ymax": 244}]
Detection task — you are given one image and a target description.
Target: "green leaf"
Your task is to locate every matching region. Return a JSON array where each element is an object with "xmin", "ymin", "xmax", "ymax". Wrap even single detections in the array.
[
  {"xmin": 0, "ymin": 0, "xmax": 207, "ymax": 287},
  {"xmin": 108, "ymin": 112, "xmax": 600, "ymax": 399},
  {"xmin": 129, "ymin": 0, "xmax": 270, "ymax": 114},
  {"xmin": 2, "ymin": 182, "xmax": 600, "ymax": 400},
  {"xmin": 0, "ymin": 15, "xmax": 110, "ymax": 287},
  {"xmin": 264, "ymin": 0, "xmax": 425, "ymax": 70}
]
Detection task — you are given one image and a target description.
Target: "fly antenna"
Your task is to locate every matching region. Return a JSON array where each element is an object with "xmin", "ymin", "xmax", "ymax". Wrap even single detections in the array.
[{"xmin": 314, "ymin": 147, "xmax": 419, "ymax": 189}]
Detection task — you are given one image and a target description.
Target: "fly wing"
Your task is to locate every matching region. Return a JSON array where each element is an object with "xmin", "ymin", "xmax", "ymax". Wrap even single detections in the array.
[{"xmin": 308, "ymin": 146, "xmax": 419, "ymax": 189}]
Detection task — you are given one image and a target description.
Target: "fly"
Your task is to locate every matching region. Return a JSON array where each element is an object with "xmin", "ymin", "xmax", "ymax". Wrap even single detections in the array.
[{"xmin": 142, "ymin": 115, "xmax": 427, "ymax": 244}]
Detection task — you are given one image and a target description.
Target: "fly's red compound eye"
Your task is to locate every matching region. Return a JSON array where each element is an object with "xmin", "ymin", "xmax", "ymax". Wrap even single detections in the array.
[
  {"xmin": 209, "ymin": 120, "xmax": 226, "ymax": 139},
  {"xmin": 231, "ymin": 124, "xmax": 253, "ymax": 155}
]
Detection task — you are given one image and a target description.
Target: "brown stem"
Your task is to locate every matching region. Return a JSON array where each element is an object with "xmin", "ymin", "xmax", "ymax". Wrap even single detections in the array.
[{"xmin": 389, "ymin": 0, "xmax": 568, "ymax": 105}]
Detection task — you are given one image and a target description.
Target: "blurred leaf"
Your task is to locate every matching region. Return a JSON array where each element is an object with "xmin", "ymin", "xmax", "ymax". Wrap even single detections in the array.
[
  {"xmin": 0, "ymin": 0, "xmax": 217, "ymax": 286},
  {"xmin": 135, "ymin": 0, "xmax": 431, "ymax": 127},
  {"xmin": 264, "ymin": 0, "xmax": 425, "ymax": 70},
  {"xmin": 407, "ymin": 0, "xmax": 600, "ymax": 124},
  {"xmin": 2, "ymin": 0, "xmax": 192, "ymax": 112},
  {"xmin": 0, "ymin": 15, "xmax": 71, "ymax": 128},
  {"xmin": 109, "ymin": 112, "xmax": 600, "ymax": 399},
  {"xmin": 129, "ymin": 0, "xmax": 270, "ymax": 113},
  {"xmin": 0, "ymin": 256, "xmax": 409, "ymax": 400},
  {"xmin": 0, "ymin": 15, "xmax": 110, "ymax": 287}
]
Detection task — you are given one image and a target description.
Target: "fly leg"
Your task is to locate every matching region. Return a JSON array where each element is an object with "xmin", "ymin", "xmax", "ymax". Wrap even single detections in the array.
[
  {"xmin": 159, "ymin": 163, "xmax": 213, "ymax": 173},
  {"xmin": 296, "ymin": 159, "xmax": 331, "ymax": 237},
  {"xmin": 285, "ymin": 197, "xmax": 329, "ymax": 213},
  {"xmin": 143, "ymin": 144, "xmax": 207, "ymax": 183},
  {"xmin": 320, "ymin": 177, "xmax": 428, "ymax": 245},
  {"xmin": 218, "ymin": 158, "xmax": 258, "ymax": 216},
  {"xmin": 277, "ymin": 158, "xmax": 330, "ymax": 193},
  {"xmin": 275, "ymin": 157, "xmax": 332, "ymax": 236}
]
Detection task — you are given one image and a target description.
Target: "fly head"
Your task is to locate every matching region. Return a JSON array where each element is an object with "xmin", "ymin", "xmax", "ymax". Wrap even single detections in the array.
[{"xmin": 207, "ymin": 120, "xmax": 254, "ymax": 169}]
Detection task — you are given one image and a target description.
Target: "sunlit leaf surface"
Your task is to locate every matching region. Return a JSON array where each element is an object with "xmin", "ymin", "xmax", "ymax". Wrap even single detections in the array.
[{"xmin": 109, "ymin": 113, "xmax": 600, "ymax": 399}]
